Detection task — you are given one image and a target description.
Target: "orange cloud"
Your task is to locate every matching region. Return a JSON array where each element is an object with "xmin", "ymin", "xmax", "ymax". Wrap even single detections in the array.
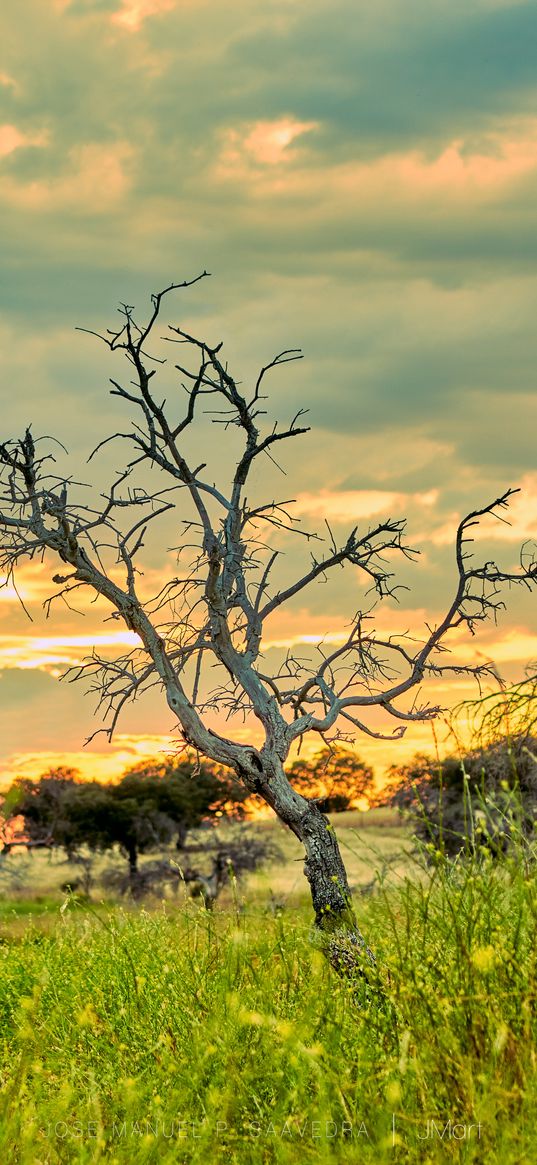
[
  {"xmin": 418, "ymin": 473, "xmax": 537, "ymax": 547},
  {"xmin": 218, "ymin": 117, "xmax": 318, "ymax": 175},
  {"xmin": 0, "ymin": 565, "xmax": 76, "ymax": 607},
  {"xmin": 111, "ymin": 0, "xmax": 177, "ymax": 31},
  {"xmin": 0, "ymin": 74, "xmax": 20, "ymax": 94},
  {"xmin": 243, "ymin": 118, "xmax": 318, "ymax": 165},
  {"xmin": 261, "ymin": 601, "xmax": 439, "ymax": 653},
  {"xmin": 0, "ymin": 725, "xmax": 269, "ymax": 788},
  {"xmin": 261, "ymin": 600, "xmax": 537, "ymax": 679},
  {"xmin": 293, "ymin": 488, "xmax": 438, "ymax": 524},
  {"xmin": 0, "ymin": 124, "xmax": 47, "ymax": 159},
  {"xmin": 476, "ymin": 475, "xmax": 537, "ymax": 543},
  {"xmin": 363, "ymin": 130, "xmax": 537, "ymax": 202},
  {"xmin": 0, "ymin": 631, "xmax": 141, "ymax": 671},
  {"xmin": 454, "ymin": 628, "xmax": 537, "ymax": 666},
  {"xmin": 0, "ymin": 555, "xmax": 188, "ymax": 639},
  {"xmin": 1, "ymin": 142, "xmax": 134, "ymax": 212},
  {"xmin": 0, "ymin": 733, "xmax": 178, "ymax": 787},
  {"xmin": 212, "ymin": 119, "xmax": 537, "ymax": 210}
]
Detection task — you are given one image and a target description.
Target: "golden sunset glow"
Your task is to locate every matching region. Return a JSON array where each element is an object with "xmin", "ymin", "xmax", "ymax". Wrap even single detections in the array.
[
  {"xmin": 293, "ymin": 488, "xmax": 439, "ymax": 523},
  {"xmin": 6, "ymin": 735, "xmax": 180, "ymax": 784},
  {"xmin": 111, "ymin": 0, "xmax": 177, "ymax": 32},
  {"xmin": 0, "ymin": 632, "xmax": 140, "ymax": 671},
  {"xmin": 0, "ymin": 124, "xmax": 48, "ymax": 159},
  {"xmin": 0, "ymin": 0, "xmax": 535, "ymax": 793}
]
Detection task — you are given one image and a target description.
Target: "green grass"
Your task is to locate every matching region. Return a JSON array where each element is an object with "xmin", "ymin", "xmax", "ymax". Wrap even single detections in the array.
[
  {"xmin": 0, "ymin": 896, "xmax": 61, "ymax": 918},
  {"xmin": 1, "ymin": 838, "xmax": 536, "ymax": 1163},
  {"xmin": 0, "ymin": 809, "xmax": 411, "ymax": 908}
]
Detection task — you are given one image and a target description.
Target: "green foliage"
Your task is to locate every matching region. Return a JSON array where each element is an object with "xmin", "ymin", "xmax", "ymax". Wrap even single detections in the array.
[
  {"xmin": 287, "ymin": 747, "xmax": 374, "ymax": 812},
  {"xmin": 1, "ymin": 841, "xmax": 537, "ymax": 1163},
  {"xmin": 383, "ymin": 734, "xmax": 537, "ymax": 856},
  {"xmin": 117, "ymin": 757, "xmax": 248, "ymax": 845},
  {"xmin": 4, "ymin": 769, "xmax": 114, "ymax": 854},
  {"xmin": 2, "ymin": 758, "xmax": 248, "ymax": 888},
  {"xmin": 457, "ymin": 664, "xmax": 537, "ymax": 742}
]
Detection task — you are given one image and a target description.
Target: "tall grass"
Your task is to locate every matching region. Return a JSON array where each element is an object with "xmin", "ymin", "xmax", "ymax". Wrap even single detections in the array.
[{"xmin": 1, "ymin": 834, "xmax": 536, "ymax": 1164}]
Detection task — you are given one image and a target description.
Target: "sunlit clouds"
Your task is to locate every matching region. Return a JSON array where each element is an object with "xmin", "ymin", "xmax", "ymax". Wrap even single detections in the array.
[
  {"xmin": 0, "ymin": 0, "xmax": 536, "ymax": 785},
  {"xmin": 327, "ymin": 123, "xmax": 537, "ymax": 208},
  {"xmin": 7, "ymin": 735, "xmax": 180, "ymax": 784},
  {"xmin": 0, "ymin": 124, "xmax": 48, "ymax": 159},
  {"xmin": 221, "ymin": 118, "xmax": 318, "ymax": 170},
  {"xmin": 0, "ymin": 632, "xmax": 141, "ymax": 672},
  {"xmin": 293, "ymin": 488, "xmax": 438, "ymax": 524},
  {"xmin": 111, "ymin": 0, "xmax": 178, "ymax": 33},
  {"xmin": 0, "ymin": 73, "xmax": 19, "ymax": 93},
  {"xmin": 1, "ymin": 142, "xmax": 134, "ymax": 213}
]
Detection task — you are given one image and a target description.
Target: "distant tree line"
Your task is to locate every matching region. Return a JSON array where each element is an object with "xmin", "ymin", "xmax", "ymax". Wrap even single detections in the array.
[
  {"xmin": 285, "ymin": 747, "xmax": 374, "ymax": 813},
  {"xmin": 1, "ymin": 756, "xmax": 245, "ymax": 893},
  {"xmin": 379, "ymin": 673, "xmax": 537, "ymax": 857},
  {"xmin": 381, "ymin": 735, "xmax": 536, "ymax": 855},
  {"xmin": 0, "ymin": 746, "xmax": 374, "ymax": 899}
]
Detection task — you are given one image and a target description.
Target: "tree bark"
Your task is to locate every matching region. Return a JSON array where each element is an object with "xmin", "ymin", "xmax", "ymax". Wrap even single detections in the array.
[
  {"xmin": 253, "ymin": 756, "xmax": 375, "ymax": 973},
  {"xmin": 126, "ymin": 843, "xmax": 139, "ymax": 894}
]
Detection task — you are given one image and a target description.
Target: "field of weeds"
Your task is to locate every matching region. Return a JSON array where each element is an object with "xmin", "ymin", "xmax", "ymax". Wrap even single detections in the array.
[{"xmin": 0, "ymin": 816, "xmax": 536, "ymax": 1163}]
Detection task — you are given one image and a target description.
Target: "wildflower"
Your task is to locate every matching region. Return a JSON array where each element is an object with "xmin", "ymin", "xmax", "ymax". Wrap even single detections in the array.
[
  {"xmin": 471, "ymin": 945, "xmax": 496, "ymax": 973},
  {"xmin": 76, "ymin": 1003, "xmax": 100, "ymax": 1028},
  {"xmin": 386, "ymin": 1081, "xmax": 402, "ymax": 1105}
]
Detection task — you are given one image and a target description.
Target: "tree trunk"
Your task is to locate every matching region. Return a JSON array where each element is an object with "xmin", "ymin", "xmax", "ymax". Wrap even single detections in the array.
[
  {"xmin": 126, "ymin": 843, "xmax": 139, "ymax": 894},
  {"xmin": 80, "ymin": 859, "xmax": 93, "ymax": 898},
  {"xmin": 254, "ymin": 756, "xmax": 375, "ymax": 974},
  {"xmin": 175, "ymin": 822, "xmax": 189, "ymax": 850}
]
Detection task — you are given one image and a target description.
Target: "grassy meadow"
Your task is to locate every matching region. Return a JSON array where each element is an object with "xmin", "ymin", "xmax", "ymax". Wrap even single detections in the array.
[{"xmin": 1, "ymin": 810, "xmax": 536, "ymax": 1163}]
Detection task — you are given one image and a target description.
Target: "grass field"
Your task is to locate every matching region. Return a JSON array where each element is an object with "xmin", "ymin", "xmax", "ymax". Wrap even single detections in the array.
[
  {"xmin": 1, "ymin": 811, "xmax": 536, "ymax": 1163},
  {"xmin": 0, "ymin": 809, "xmax": 412, "ymax": 932}
]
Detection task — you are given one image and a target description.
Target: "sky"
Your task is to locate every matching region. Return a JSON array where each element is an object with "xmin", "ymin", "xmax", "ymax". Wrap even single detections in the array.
[{"xmin": 0, "ymin": 0, "xmax": 536, "ymax": 787}]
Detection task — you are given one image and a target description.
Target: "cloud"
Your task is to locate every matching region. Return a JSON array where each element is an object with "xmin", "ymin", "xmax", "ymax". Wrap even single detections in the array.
[
  {"xmin": 111, "ymin": 0, "xmax": 177, "ymax": 32},
  {"xmin": 0, "ymin": 72, "xmax": 19, "ymax": 92},
  {"xmin": 0, "ymin": 124, "xmax": 48, "ymax": 158},
  {"xmin": 0, "ymin": 0, "xmax": 535, "ymax": 779},
  {"xmin": 210, "ymin": 121, "xmax": 537, "ymax": 213},
  {"xmin": 0, "ymin": 668, "xmax": 101, "ymax": 768},
  {"xmin": 218, "ymin": 117, "xmax": 318, "ymax": 170},
  {"xmin": 0, "ymin": 568, "xmax": 56, "ymax": 607},
  {"xmin": 1, "ymin": 142, "xmax": 135, "ymax": 213},
  {"xmin": 293, "ymin": 488, "xmax": 438, "ymax": 524},
  {"xmin": 451, "ymin": 626, "xmax": 537, "ymax": 666},
  {"xmin": 0, "ymin": 733, "xmax": 179, "ymax": 787},
  {"xmin": 227, "ymin": 1, "xmax": 537, "ymax": 150},
  {"xmin": 420, "ymin": 475, "xmax": 537, "ymax": 548},
  {"xmin": 0, "ymin": 631, "xmax": 140, "ymax": 672}
]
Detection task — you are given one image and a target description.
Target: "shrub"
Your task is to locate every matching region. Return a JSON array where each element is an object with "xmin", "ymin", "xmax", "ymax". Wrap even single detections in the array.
[{"xmin": 384, "ymin": 734, "xmax": 537, "ymax": 856}]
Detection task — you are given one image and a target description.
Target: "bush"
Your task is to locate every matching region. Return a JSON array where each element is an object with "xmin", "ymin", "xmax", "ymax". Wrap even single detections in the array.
[
  {"xmin": 286, "ymin": 747, "xmax": 374, "ymax": 812},
  {"xmin": 385, "ymin": 734, "xmax": 537, "ymax": 856}
]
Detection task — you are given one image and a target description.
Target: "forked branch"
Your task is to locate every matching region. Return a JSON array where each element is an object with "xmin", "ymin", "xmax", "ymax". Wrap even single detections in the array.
[{"xmin": 0, "ymin": 281, "xmax": 535, "ymax": 775}]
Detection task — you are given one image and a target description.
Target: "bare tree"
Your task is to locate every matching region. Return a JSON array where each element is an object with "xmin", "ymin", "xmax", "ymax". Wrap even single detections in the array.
[{"xmin": 1, "ymin": 274, "xmax": 535, "ymax": 972}]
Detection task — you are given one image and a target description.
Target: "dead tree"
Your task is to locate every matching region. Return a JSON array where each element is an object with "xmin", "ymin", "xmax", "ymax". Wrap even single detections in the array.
[
  {"xmin": 182, "ymin": 852, "xmax": 231, "ymax": 910},
  {"xmin": 0, "ymin": 274, "xmax": 535, "ymax": 972},
  {"xmin": 181, "ymin": 831, "xmax": 282, "ymax": 909}
]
